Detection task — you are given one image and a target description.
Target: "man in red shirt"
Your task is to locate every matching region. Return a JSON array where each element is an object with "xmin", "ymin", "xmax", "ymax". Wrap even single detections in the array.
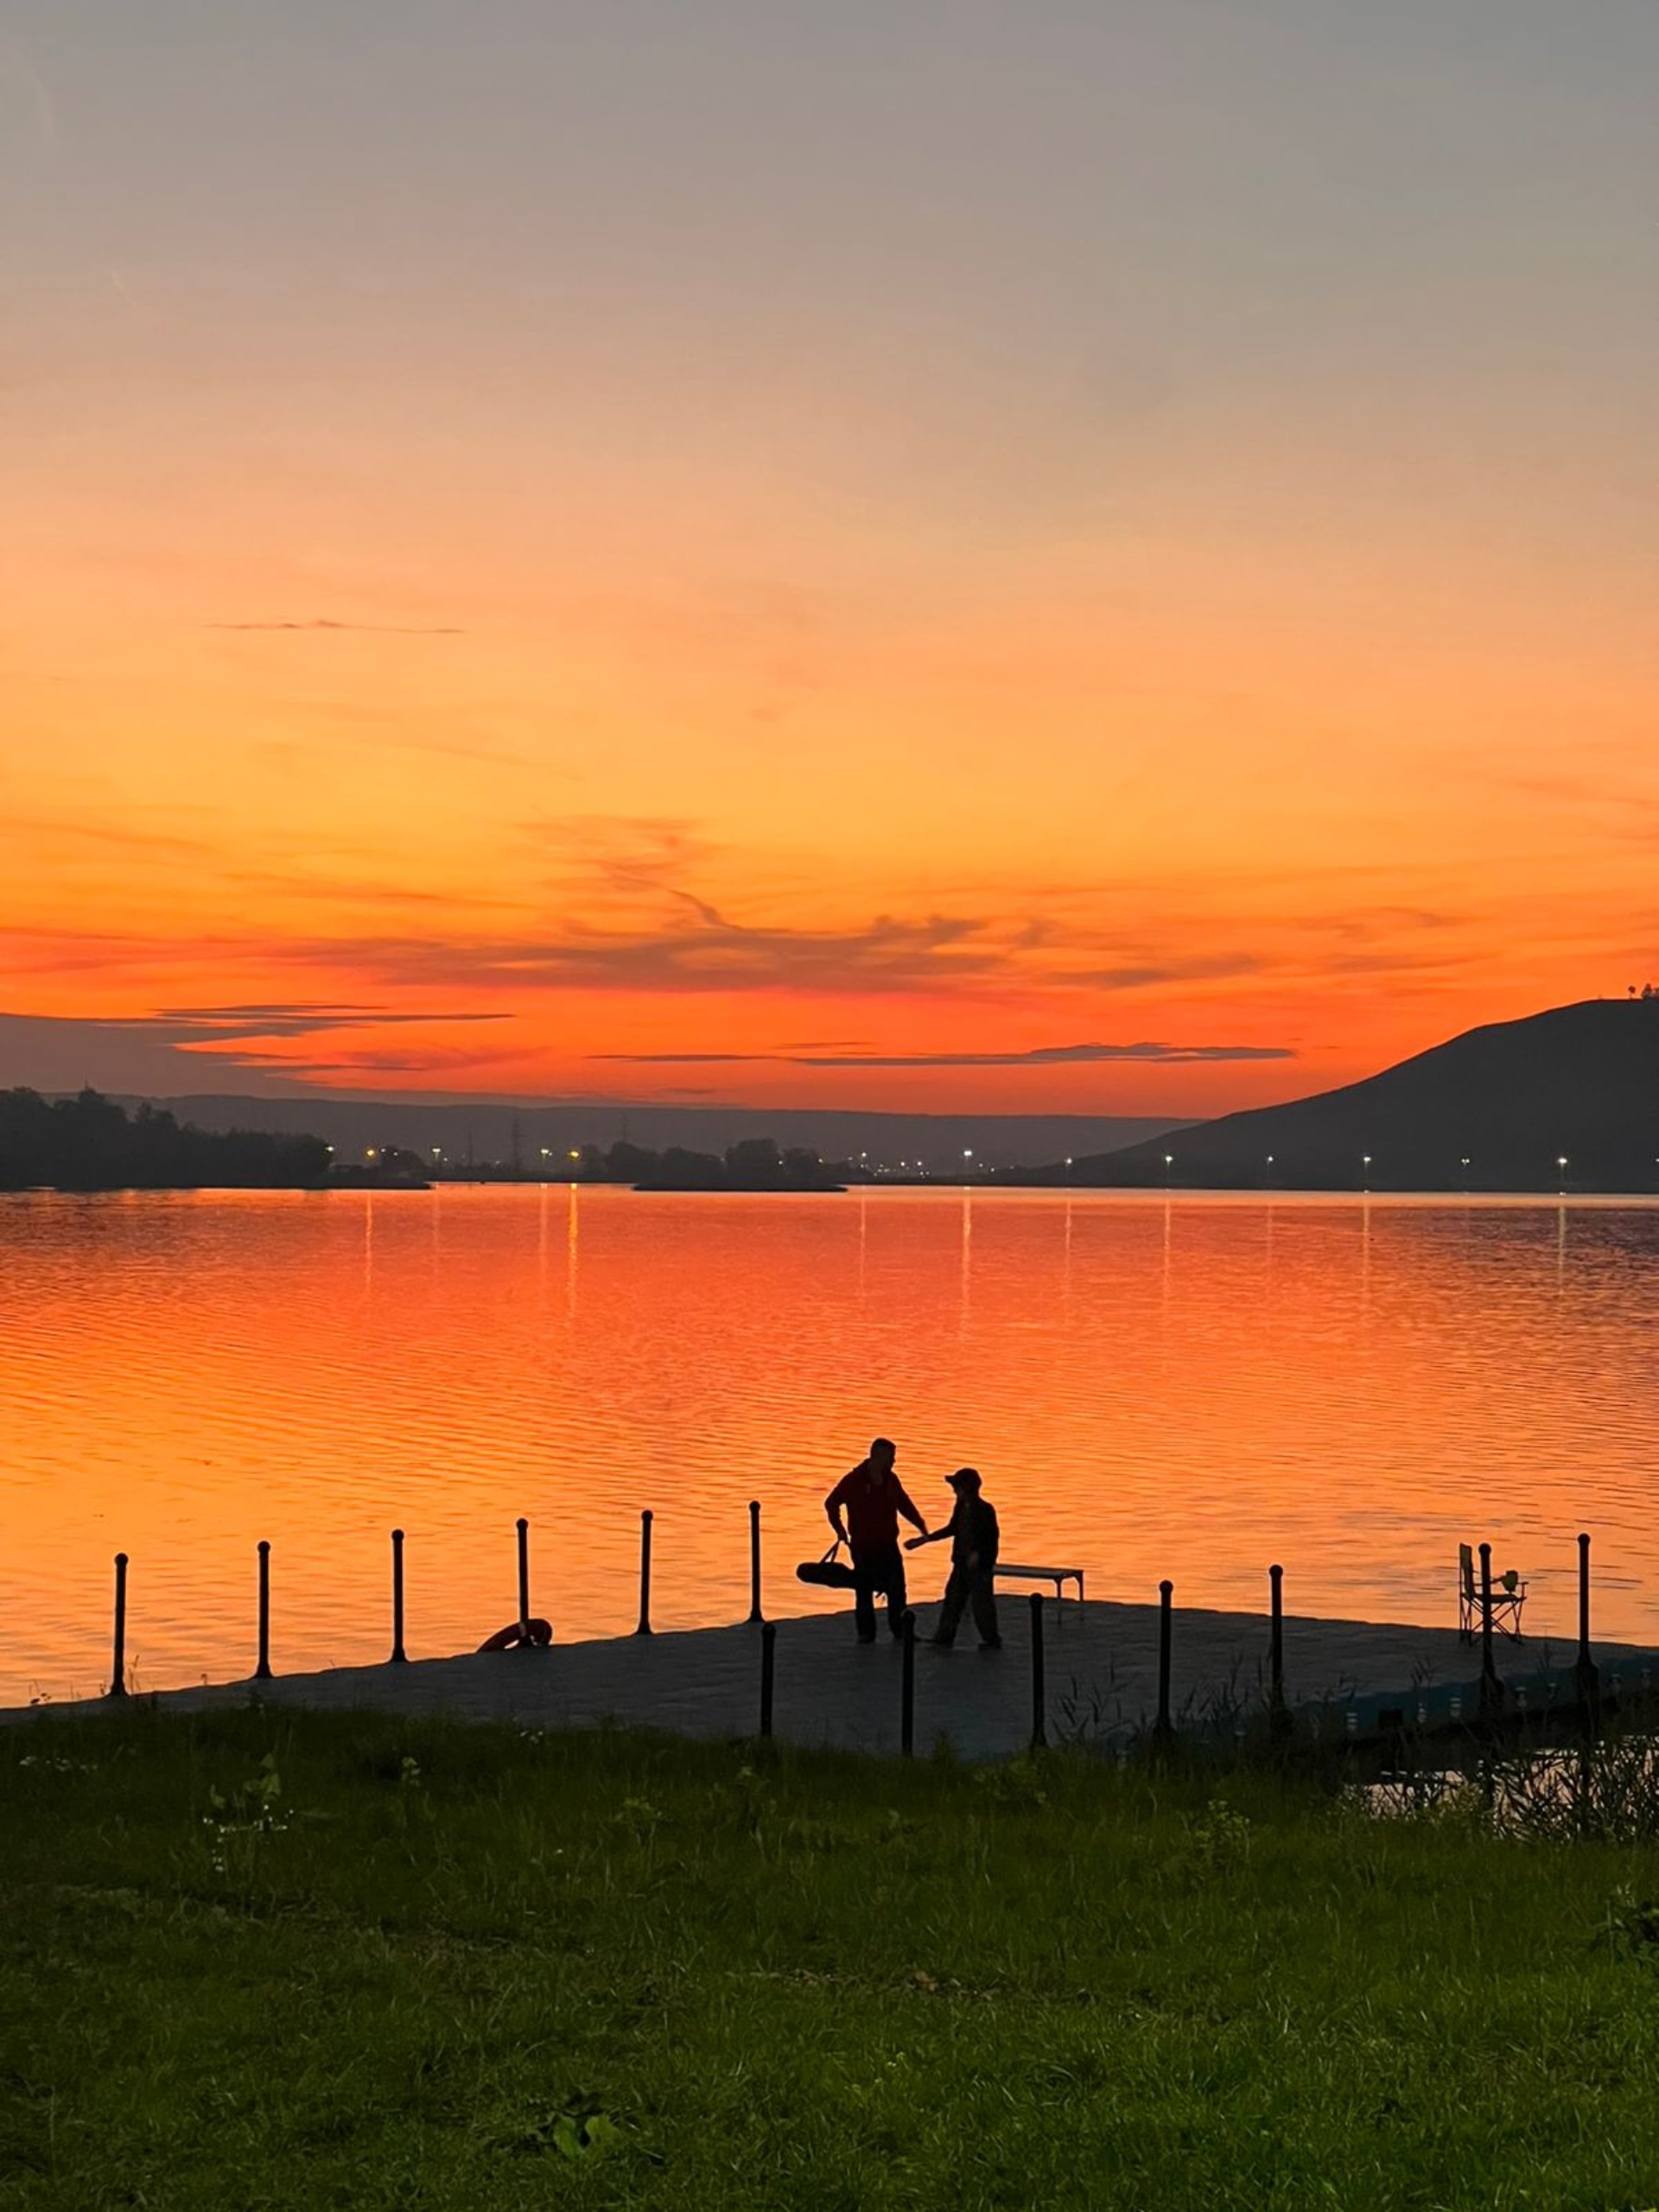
[{"xmin": 824, "ymin": 1437, "xmax": 930, "ymax": 1643}]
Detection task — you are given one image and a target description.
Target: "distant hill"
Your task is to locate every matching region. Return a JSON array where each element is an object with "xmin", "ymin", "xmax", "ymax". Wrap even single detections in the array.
[
  {"xmin": 125, "ymin": 1097, "xmax": 1188, "ymax": 1176},
  {"xmin": 1050, "ymin": 1001, "xmax": 1659, "ymax": 1192}
]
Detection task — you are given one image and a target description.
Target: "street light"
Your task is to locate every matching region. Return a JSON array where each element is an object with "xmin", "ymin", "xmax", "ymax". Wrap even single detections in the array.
[
  {"xmin": 1163, "ymin": 1152, "xmax": 1173, "ymax": 1188},
  {"xmin": 1360, "ymin": 1154, "xmax": 1371, "ymax": 1192},
  {"xmin": 1556, "ymin": 1154, "xmax": 1568, "ymax": 1191}
]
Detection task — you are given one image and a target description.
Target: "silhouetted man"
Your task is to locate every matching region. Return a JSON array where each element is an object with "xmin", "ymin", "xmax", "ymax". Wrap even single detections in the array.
[
  {"xmin": 906, "ymin": 1466, "xmax": 1001, "ymax": 1649},
  {"xmin": 824, "ymin": 1437, "xmax": 928, "ymax": 1643}
]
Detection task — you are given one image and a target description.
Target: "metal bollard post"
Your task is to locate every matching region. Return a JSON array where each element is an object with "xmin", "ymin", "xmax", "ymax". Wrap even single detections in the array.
[
  {"xmin": 109, "ymin": 1552, "xmax": 129, "ymax": 1699},
  {"xmin": 255, "ymin": 1540, "xmax": 272, "ymax": 1680},
  {"xmin": 636, "ymin": 1510, "xmax": 653, "ymax": 1637},
  {"xmin": 1575, "ymin": 1530, "xmax": 1601, "ymax": 1736},
  {"xmin": 1268, "ymin": 1563, "xmax": 1288, "ymax": 1738},
  {"xmin": 1029, "ymin": 1592, "xmax": 1047, "ymax": 1751},
  {"xmin": 390, "ymin": 1529, "xmax": 407, "ymax": 1663},
  {"xmin": 517, "ymin": 1516, "xmax": 531, "ymax": 1630},
  {"xmin": 1154, "ymin": 1580, "xmax": 1173, "ymax": 1745},
  {"xmin": 747, "ymin": 1499, "xmax": 764, "ymax": 1625},
  {"xmin": 1477, "ymin": 1541, "xmax": 1501, "ymax": 1719},
  {"xmin": 900, "ymin": 1610, "xmax": 916, "ymax": 1758},
  {"xmin": 759, "ymin": 1621, "xmax": 776, "ymax": 1740}
]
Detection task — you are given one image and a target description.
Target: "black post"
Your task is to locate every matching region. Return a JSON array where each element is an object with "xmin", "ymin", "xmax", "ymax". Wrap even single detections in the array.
[
  {"xmin": 1268, "ymin": 1562, "xmax": 1288, "ymax": 1738},
  {"xmin": 636, "ymin": 1510, "xmax": 653, "ymax": 1636},
  {"xmin": 747, "ymin": 1498, "xmax": 764, "ymax": 1625},
  {"xmin": 516, "ymin": 1516, "xmax": 531, "ymax": 1629},
  {"xmin": 109, "ymin": 1551, "xmax": 129, "ymax": 1699},
  {"xmin": 900, "ymin": 1609, "xmax": 916, "ymax": 1758},
  {"xmin": 1575, "ymin": 1530, "xmax": 1601, "ymax": 1736},
  {"xmin": 390, "ymin": 1528, "xmax": 407, "ymax": 1663},
  {"xmin": 255, "ymin": 1540, "xmax": 272, "ymax": 1681},
  {"xmin": 1029, "ymin": 1592, "xmax": 1047, "ymax": 1751},
  {"xmin": 1154, "ymin": 1579, "xmax": 1173, "ymax": 1745},
  {"xmin": 759, "ymin": 1621, "xmax": 776, "ymax": 1740},
  {"xmin": 1477, "ymin": 1540, "xmax": 1501, "ymax": 1719}
]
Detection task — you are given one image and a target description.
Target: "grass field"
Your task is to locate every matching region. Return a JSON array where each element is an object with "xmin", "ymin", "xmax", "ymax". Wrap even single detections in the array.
[{"xmin": 3, "ymin": 1705, "xmax": 1659, "ymax": 2209}]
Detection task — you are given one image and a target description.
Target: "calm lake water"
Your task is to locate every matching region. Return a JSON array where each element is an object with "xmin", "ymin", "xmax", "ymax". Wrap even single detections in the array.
[{"xmin": 3, "ymin": 1186, "xmax": 1656, "ymax": 1705}]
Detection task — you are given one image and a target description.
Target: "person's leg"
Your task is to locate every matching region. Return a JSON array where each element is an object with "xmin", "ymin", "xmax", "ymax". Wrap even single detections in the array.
[
  {"xmin": 971, "ymin": 1572, "xmax": 1001, "ymax": 1648},
  {"xmin": 851, "ymin": 1552, "xmax": 876, "ymax": 1643},
  {"xmin": 885, "ymin": 1548, "xmax": 911, "ymax": 1637},
  {"xmin": 882, "ymin": 1544, "xmax": 908, "ymax": 1637},
  {"xmin": 931, "ymin": 1568, "xmax": 969, "ymax": 1647}
]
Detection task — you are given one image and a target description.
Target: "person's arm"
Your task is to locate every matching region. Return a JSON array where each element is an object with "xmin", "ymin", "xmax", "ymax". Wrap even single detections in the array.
[
  {"xmin": 824, "ymin": 1472, "xmax": 852, "ymax": 1544},
  {"xmin": 970, "ymin": 1503, "xmax": 999, "ymax": 1572},
  {"xmin": 893, "ymin": 1479, "xmax": 929, "ymax": 1539},
  {"xmin": 905, "ymin": 1524, "xmax": 948, "ymax": 1550}
]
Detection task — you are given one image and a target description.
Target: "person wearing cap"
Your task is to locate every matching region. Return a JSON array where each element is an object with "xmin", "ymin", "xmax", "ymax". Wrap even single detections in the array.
[
  {"xmin": 824, "ymin": 1436, "xmax": 930, "ymax": 1643},
  {"xmin": 906, "ymin": 1467, "xmax": 1001, "ymax": 1649}
]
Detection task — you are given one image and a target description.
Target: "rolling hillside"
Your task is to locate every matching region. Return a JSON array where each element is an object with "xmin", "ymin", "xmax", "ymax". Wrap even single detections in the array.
[{"xmin": 1059, "ymin": 1001, "xmax": 1659, "ymax": 1192}]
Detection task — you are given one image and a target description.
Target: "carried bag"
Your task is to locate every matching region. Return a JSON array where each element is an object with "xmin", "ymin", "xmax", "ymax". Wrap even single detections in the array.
[{"xmin": 795, "ymin": 1537, "xmax": 859, "ymax": 1591}]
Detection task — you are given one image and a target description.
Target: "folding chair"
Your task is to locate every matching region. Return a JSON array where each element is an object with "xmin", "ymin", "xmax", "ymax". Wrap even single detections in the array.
[{"xmin": 1458, "ymin": 1541, "xmax": 1527, "ymax": 1643}]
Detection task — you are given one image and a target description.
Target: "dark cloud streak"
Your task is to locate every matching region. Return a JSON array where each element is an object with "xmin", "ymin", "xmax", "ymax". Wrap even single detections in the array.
[{"xmin": 595, "ymin": 1041, "xmax": 1294, "ymax": 1068}]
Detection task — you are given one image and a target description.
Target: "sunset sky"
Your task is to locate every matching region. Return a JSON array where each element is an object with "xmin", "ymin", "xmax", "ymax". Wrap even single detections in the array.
[{"xmin": 4, "ymin": 1, "xmax": 1656, "ymax": 1115}]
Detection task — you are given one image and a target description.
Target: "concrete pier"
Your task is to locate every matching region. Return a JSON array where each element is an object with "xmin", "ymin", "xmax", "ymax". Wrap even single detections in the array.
[{"xmin": 8, "ymin": 1595, "xmax": 1658, "ymax": 1758}]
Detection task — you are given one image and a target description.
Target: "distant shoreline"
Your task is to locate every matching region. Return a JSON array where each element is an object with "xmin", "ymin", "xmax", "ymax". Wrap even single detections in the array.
[{"xmin": 7, "ymin": 1178, "xmax": 1659, "ymax": 1200}]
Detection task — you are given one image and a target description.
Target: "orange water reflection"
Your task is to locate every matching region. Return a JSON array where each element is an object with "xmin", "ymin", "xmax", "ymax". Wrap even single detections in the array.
[{"xmin": 3, "ymin": 1187, "xmax": 1656, "ymax": 1703}]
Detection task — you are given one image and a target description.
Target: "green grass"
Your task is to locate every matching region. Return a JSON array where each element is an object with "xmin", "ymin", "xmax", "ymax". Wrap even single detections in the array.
[{"xmin": 3, "ymin": 1708, "xmax": 1659, "ymax": 2209}]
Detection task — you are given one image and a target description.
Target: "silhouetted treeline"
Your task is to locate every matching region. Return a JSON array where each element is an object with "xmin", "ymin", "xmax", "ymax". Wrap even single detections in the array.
[
  {"xmin": 571, "ymin": 1136, "xmax": 866, "ymax": 1191},
  {"xmin": 0, "ymin": 1089, "xmax": 332, "ymax": 1192}
]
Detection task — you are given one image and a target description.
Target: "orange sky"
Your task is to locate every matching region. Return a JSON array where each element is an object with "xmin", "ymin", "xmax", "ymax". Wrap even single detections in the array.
[{"xmin": 3, "ymin": 5, "xmax": 1656, "ymax": 1114}]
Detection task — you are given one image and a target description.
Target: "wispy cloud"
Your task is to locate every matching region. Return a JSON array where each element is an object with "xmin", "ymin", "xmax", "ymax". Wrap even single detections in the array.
[
  {"xmin": 293, "ymin": 908, "xmax": 1017, "ymax": 997},
  {"xmin": 208, "ymin": 619, "xmax": 465, "ymax": 636},
  {"xmin": 0, "ymin": 36, "xmax": 58, "ymax": 150},
  {"xmin": 3, "ymin": 812, "xmax": 217, "ymax": 860},
  {"xmin": 1072, "ymin": 956, "xmax": 1269, "ymax": 989},
  {"xmin": 594, "ymin": 1041, "xmax": 1294, "ymax": 1068},
  {"xmin": 107, "ymin": 1002, "xmax": 507, "ymax": 1041}
]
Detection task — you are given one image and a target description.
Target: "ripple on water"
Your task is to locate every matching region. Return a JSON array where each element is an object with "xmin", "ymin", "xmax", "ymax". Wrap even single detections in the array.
[{"xmin": 1, "ymin": 1187, "xmax": 1657, "ymax": 1700}]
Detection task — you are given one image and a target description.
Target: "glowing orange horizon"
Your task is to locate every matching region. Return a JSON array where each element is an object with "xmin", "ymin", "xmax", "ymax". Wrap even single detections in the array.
[{"xmin": 5, "ymin": 505, "xmax": 1650, "ymax": 1114}]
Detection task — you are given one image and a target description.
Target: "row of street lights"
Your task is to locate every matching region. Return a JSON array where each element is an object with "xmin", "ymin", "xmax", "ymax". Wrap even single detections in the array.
[{"xmin": 1137, "ymin": 1151, "xmax": 1580, "ymax": 1192}]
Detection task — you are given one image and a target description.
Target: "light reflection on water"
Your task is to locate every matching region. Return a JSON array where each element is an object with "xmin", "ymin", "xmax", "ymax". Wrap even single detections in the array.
[{"xmin": 1, "ymin": 1187, "xmax": 1656, "ymax": 1704}]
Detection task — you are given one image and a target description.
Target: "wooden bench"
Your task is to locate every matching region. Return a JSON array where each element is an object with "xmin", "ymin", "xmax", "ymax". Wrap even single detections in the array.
[{"xmin": 995, "ymin": 1562, "xmax": 1084, "ymax": 1603}]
